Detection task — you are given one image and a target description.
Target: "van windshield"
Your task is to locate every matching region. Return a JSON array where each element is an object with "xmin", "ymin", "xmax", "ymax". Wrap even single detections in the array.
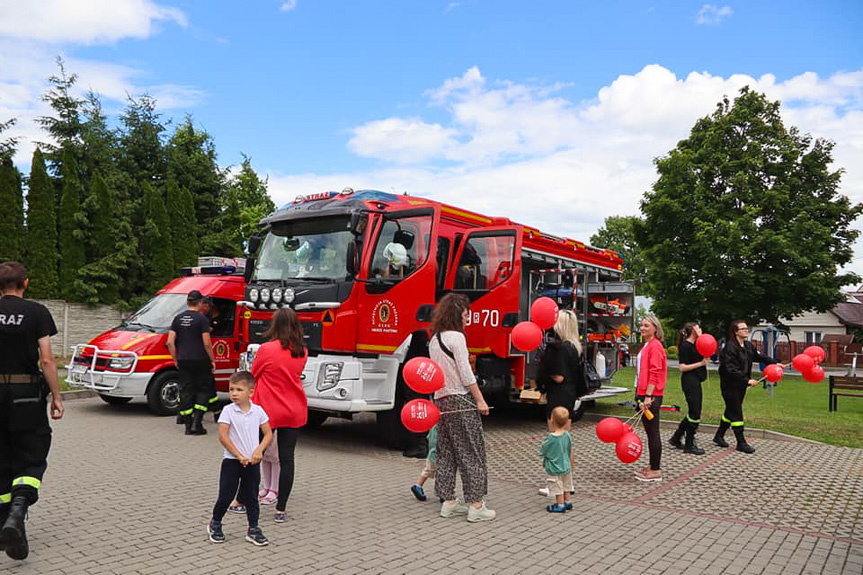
[
  {"xmin": 124, "ymin": 294, "xmax": 188, "ymax": 332},
  {"xmin": 252, "ymin": 216, "xmax": 353, "ymax": 282}
]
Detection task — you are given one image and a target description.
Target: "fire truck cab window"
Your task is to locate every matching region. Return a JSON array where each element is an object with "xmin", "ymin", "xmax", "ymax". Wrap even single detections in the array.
[
  {"xmin": 454, "ymin": 235, "xmax": 515, "ymax": 291},
  {"xmin": 252, "ymin": 216, "xmax": 354, "ymax": 281},
  {"xmin": 370, "ymin": 214, "xmax": 430, "ymax": 280},
  {"xmin": 207, "ymin": 298, "xmax": 236, "ymax": 337}
]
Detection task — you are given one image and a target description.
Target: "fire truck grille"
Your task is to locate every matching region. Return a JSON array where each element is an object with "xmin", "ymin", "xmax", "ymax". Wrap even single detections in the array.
[{"xmin": 247, "ymin": 319, "xmax": 322, "ymax": 353}]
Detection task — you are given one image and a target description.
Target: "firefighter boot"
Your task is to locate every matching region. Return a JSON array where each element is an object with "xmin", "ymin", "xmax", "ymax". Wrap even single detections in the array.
[
  {"xmin": 668, "ymin": 419, "xmax": 686, "ymax": 450},
  {"xmin": 190, "ymin": 410, "xmax": 208, "ymax": 436},
  {"xmin": 1, "ymin": 495, "xmax": 30, "ymax": 560},
  {"xmin": 184, "ymin": 414, "xmax": 195, "ymax": 435},
  {"xmin": 713, "ymin": 420, "xmax": 730, "ymax": 448},
  {"xmin": 683, "ymin": 422, "xmax": 705, "ymax": 455},
  {"xmin": 176, "ymin": 413, "xmax": 188, "ymax": 425},
  {"xmin": 733, "ymin": 426, "xmax": 755, "ymax": 454}
]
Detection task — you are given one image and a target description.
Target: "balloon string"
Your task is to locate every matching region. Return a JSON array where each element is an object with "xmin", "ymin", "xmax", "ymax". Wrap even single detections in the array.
[{"xmin": 440, "ymin": 407, "xmax": 495, "ymax": 414}]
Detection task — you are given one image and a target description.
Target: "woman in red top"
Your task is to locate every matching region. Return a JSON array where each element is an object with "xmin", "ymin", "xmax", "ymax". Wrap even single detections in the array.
[
  {"xmin": 634, "ymin": 314, "xmax": 667, "ymax": 482},
  {"xmin": 251, "ymin": 308, "xmax": 308, "ymax": 523}
]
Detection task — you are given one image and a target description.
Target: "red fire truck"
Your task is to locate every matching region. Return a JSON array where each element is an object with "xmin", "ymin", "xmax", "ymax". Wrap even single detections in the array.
[
  {"xmin": 240, "ymin": 188, "xmax": 633, "ymax": 443},
  {"xmin": 66, "ymin": 259, "xmax": 248, "ymax": 414}
]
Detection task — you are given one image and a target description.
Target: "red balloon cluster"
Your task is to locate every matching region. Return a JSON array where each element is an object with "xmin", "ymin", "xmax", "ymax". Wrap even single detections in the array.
[
  {"xmin": 400, "ymin": 399, "xmax": 440, "ymax": 433},
  {"xmin": 512, "ymin": 321, "xmax": 543, "ymax": 352},
  {"xmin": 792, "ymin": 346, "xmax": 826, "ymax": 383},
  {"xmin": 763, "ymin": 364, "xmax": 784, "ymax": 383},
  {"xmin": 595, "ymin": 417, "xmax": 643, "ymax": 464},
  {"xmin": 403, "ymin": 357, "xmax": 445, "ymax": 394},
  {"xmin": 530, "ymin": 297, "xmax": 559, "ymax": 330},
  {"xmin": 695, "ymin": 334, "xmax": 717, "ymax": 357}
]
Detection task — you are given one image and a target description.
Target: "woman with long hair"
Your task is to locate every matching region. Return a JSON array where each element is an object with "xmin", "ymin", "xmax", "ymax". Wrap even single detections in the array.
[
  {"xmin": 634, "ymin": 314, "xmax": 667, "ymax": 482},
  {"xmin": 669, "ymin": 322, "xmax": 708, "ymax": 455},
  {"xmin": 251, "ymin": 308, "xmax": 308, "ymax": 523},
  {"xmin": 715, "ymin": 319, "xmax": 776, "ymax": 453},
  {"xmin": 429, "ymin": 293, "xmax": 495, "ymax": 523},
  {"xmin": 538, "ymin": 309, "xmax": 584, "ymax": 426}
]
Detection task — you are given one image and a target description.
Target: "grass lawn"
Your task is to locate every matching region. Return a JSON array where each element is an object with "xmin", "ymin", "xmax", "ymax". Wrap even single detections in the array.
[{"xmin": 595, "ymin": 367, "xmax": 863, "ymax": 448}]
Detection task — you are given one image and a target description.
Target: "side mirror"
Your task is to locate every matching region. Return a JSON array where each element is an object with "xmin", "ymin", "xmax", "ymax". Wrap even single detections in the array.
[
  {"xmin": 346, "ymin": 241, "xmax": 361, "ymax": 276},
  {"xmin": 247, "ymin": 235, "xmax": 262, "ymax": 255},
  {"xmin": 244, "ymin": 257, "xmax": 255, "ymax": 283},
  {"xmin": 349, "ymin": 212, "xmax": 367, "ymax": 236}
]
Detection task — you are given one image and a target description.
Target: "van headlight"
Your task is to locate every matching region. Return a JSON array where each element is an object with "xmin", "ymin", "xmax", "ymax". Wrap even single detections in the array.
[
  {"xmin": 108, "ymin": 357, "xmax": 135, "ymax": 370},
  {"xmin": 249, "ymin": 288, "xmax": 259, "ymax": 302},
  {"xmin": 272, "ymin": 288, "xmax": 283, "ymax": 303},
  {"xmin": 317, "ymin": 362, "xmax": 344, "ymax": 391},
  {"xmin": 260, "ymin": 288, "xmax": 271, "ymax": 303}
]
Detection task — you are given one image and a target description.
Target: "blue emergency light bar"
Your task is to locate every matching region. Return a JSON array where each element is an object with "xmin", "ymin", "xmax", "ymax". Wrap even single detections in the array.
[{"xmin": 179, "ymin": 265, "xmax": 237, "ymax": 276}]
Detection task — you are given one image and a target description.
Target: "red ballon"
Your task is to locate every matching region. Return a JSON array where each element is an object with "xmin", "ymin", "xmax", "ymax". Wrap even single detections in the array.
[
  {"xmin": 403, "ymin": 357, "xmax": 445, "ymax": 394},
  {"xmin": 792, "ymin": 353, "xmax": 814, "ymax": 373},
  {"xmin": 512, "ymin": 321, "xmax": 543, "ymax": 352},
  {"xmin": 803, "ymin": 365, "xmax": 825, "ymax": 383},
  {"xmin": 615, "ymin": 432, "xmax": 643, "ymax": 464},
  {"xmin": 400, "ymin": 399, "xmax": 440, "ymax": 433},
  {"xmin": 596, "ymin": 417, "xmax": 625, "ymax": 443},
  {"xmin": 622, "ymin": 423, "xmax": 633, "ymax": 434},
  {"xmin": 763, "ymin": 364, "xmax": 783, "ymax": 383},
  {"xmin": 530, "ymin": 297, "xmax": 559, "ymax": 330},
  {"xmin": 695, "ymin": 334, "xmax": 718, "ymax": 357},
  {"xmin": 803, "ymin": 346, "xmax": 826, "ymax": 364}
]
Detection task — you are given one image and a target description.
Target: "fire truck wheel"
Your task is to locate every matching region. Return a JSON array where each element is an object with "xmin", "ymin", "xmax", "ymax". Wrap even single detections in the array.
[
  {"xmin": 305, "ymin": 411, "xmax": 329, "ymax": 428},
  {"xmin": 98, "ymin": 394, "xmax": 132, "ymax": 405},
  {"xmin": 147, "ymin": 370, "xmax": 182, "ymax": 416}
]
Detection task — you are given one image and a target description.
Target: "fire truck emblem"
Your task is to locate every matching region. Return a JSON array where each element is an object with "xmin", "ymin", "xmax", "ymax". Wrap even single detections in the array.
[
  {"xmin": 371, "ymin": 299, "xmax": 399, "ymax": 334},
  {"xmin": 213, "ymin": 341, "xmax": 229, "ymax": 360}
]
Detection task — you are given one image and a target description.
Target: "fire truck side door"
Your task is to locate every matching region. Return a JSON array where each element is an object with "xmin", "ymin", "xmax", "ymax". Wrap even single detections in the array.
[
  {"xmin": 445, "ymin": 226, "xmax": 522, "ymax": 357},
  {"xmin": 209, "ymin": 297, "xmax": 238, "ymax": 393}
]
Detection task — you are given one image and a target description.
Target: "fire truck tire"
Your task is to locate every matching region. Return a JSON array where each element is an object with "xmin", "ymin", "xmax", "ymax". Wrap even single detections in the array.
[
  {"xmin": 147, "ymin": 370, "xmax": 182, "ymax": 416},
  {"xmin": 305, "ymin": 410, "xmax": 329, "ymax": 428},
  {"xmin": 98, "ymin": 394, "xmax": 132, "ymax": 405}
]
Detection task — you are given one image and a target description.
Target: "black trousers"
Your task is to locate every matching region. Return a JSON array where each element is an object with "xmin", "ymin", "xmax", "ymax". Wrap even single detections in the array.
[
  {"xmin": 546, "ymin": 385, "xmax": 578, "ymax": 420},
  {"xmin": 636, "ymin": 395, "xmax": 662, "ymax": 471},
  {"xmin": 720, "ymin": 381, "xmax": 746, "ymax": 424},
  {"xmin": 0, "ymin": 381, "xmax": 52, "ymax": 505},
  {"xmin": 212, "ymin": 459, "xmax": 260, "ymax": 528},
  {"xmin": 177, "ymin": 360, "xmax": 212, "ymax": 415},
  {"xmin": 276, "ymin": 427, "xmax": 300, "ymax": 512},
  {"xmin": 682, "ymin": 379, "xmax": 703, "ymax": 424}
]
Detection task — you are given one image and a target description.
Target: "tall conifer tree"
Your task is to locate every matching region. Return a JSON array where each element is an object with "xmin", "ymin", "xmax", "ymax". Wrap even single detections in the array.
[
  {"xmin": 167, "ymin": 178, "xmax": 198, "ymax": 268},
  {"xmin": 58, "ymin": 149, "xmax": 87, "ymax": 300},
  {"xmin": 0, "ymin": 158, "xmax": 24, "ymax": 261},
  {"xmin": 25, "ymin": 149, "xmax": 59, "ymax": 298}
]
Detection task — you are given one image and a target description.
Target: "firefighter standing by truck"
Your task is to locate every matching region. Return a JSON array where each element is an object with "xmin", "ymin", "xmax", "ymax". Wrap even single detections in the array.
[
  {"xmin": 167, "ymin": 290, "xmax": 216, "ymax": 436},
  {"xmin": 0, "ymin": 262, "xmax": 64, "ymax": 561}
]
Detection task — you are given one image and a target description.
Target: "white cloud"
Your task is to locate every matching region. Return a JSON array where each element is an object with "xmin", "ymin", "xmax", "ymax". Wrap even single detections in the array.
[
  {"xmin": 280, "ymin": 1, "xmax": 298, "ymax": 12},
  {"xmin": 269, "ymin": 64, "xmax": 863, "ymax": 277},
  {"xmin": 696, "ymin": 4, "xmax": 733, "ymax": 25},
  {"xmin": 0, "ymin": 0, "xmax": 186, "ymax": 44},
  {"xmin": 445, "ymin": 2, "xmax": 461, "ymax": 13}
]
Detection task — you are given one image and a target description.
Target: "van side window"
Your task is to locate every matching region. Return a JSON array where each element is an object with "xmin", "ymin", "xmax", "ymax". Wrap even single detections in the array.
[{"xmin": 209, "ymin": 298, "xmax": 236, "ymax": 337}]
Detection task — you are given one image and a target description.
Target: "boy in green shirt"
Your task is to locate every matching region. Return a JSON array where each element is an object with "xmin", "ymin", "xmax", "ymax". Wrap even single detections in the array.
[{"xmin": 539, "ymin": 406, "xmax": 573, "ymax": 513}]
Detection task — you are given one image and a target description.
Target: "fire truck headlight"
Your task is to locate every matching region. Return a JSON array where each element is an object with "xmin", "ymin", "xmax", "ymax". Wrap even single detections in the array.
[
  {"xmin": 107, "ymin": 357, "xmax": 134, "ymax": 370},
  {"xmin": 260, "ymin": 288, "xmax": 271, "ymax": 303},
  {"xmin": 271, "ymin": 288, "xmax": 283, "ymax": 303},
  {"xmin": 283, "ymin": 287, "xmax": 295, "ymax": 304},
  {"xmin": 317, "ymin": 362, "xmax": 343, "ymax": 391},
  {"xmin": 249, "ymin": 288, "xmax": 259, "ymax": 303}
]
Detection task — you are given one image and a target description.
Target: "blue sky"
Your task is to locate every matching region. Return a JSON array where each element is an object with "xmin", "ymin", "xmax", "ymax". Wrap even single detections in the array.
[{"xmin": 2, "ymin": 0, "xmax": 863, "ymax": 273}]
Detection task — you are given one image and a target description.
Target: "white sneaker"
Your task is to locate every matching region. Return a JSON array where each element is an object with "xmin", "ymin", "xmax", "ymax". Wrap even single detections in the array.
[
  {"xmin": 440, "ymin": 499, "xmax": 469, "ymax": 518},
  {"xmin": 537, "ymin": 487, "xmax": 550, "ymax": 497},
  {"xmin": 467, "ymin": 503, "xmax": 496, "ymax": 523}
]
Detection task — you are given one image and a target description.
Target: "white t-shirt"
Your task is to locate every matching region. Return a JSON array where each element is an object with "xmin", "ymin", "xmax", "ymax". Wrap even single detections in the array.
[{"xmin": 217, "ymin": 402, "xmax": 269, "ymax": 460}]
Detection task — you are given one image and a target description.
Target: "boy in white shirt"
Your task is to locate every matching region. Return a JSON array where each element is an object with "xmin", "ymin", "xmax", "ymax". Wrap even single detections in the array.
[{"xmin": 207, "ymin": 371, "xmax": 273, "ymax": 545}]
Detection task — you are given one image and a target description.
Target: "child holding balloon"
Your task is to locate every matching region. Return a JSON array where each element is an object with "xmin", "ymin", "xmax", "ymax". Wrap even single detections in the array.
[{"xmin": 539, "ymin": 406, "xmax": 574, "ymax": 513}]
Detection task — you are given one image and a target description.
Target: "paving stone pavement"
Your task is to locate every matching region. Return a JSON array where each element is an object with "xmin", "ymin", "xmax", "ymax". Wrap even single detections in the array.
[{"xmin": 2, "ymin": 397, "xmax": 861, "ymax": 575}]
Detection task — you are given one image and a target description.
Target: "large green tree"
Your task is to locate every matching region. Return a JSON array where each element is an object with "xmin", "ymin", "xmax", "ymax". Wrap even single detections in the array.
[
  {"xmin": 58, "ymin": 149, "xmax": 87, "ymax": 300},
  {"xmin": 36, "ymin": 58, "xmax": 85, "ymax": 174},
  {"xmin": 636, "ymin": 88, "xmax": 862, "ymax": 335},
  {"xmin": 0, "ymin": 117, "xmax": 18, "ymax": 162},
  {"xmin": 25, "ymin": 149, "xmax": 59, "ymax": 298},
  {"xmin": 167, "ymin": 178, "xmax": 198, "ymax": 268},
  {"xmin": 0, "ymin": 158, "xmax": 24, "ymax": 261},
  {"xmin": 591, "ymin": 215, "xmax": 650, "ymax": 296},
  {"xmin": 140, "ymin": 183, "xmax": 174, "ymax": 294}
]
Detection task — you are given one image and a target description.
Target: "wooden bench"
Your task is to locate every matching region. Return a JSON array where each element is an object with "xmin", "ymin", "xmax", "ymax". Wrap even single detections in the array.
[{"xmin": 828, "ymin": 375, "xmax": 863, "ymax": 412}]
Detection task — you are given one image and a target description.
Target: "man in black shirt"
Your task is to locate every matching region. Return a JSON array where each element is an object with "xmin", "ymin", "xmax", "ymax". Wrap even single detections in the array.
[
  {"xmin": 167, "ymin": 291, "xmax": 215, "ymax": 436},
  {"xmin": 0, "ymin": 262, "xmax": 63, "ymax": 561},
  {"xmin": 198, "ymin": 297, "xmax": 221, "ymax": 420}
]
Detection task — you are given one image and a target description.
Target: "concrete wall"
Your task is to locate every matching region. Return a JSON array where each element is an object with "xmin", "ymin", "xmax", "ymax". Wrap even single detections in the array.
[{"xmin": 34, "ymin": 299, "xmax": 125, "ymax": 358}]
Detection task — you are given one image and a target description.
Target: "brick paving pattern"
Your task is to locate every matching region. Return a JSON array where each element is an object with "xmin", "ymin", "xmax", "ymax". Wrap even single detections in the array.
[{"xmin": 2, "ymin": 397, "xmax": 860, "ymax": 574}]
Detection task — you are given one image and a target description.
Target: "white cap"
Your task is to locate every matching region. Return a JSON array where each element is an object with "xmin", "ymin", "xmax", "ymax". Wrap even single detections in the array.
[{"xmin": 383, "ymin": 242, "xmax": 408, "ymax": 267}]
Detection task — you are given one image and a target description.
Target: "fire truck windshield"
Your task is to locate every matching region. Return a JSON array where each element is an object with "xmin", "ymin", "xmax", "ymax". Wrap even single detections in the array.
[
  {"xmin": 123, "ymin": 293, "xmax": 188, "ymax": 332},
  {"xmin": 253, "ymin": 216, "xmax": 354, "ymax": 282}
]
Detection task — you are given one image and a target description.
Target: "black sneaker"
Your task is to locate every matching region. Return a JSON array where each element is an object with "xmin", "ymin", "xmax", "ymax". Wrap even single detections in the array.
[
  {"xmin": 713, "ymin": 435, "xmax": 729, "ymax": 448},
  {"xmin": 207, "ymin": 519, "xmax": 225, "ymax": 543},
  {"xmin": 246, "ymin": 527, "xmax": 269, "ymax": 546},
  {"xmin": 411, "ymin": 484, "xmax": 427, "ymax": 501},
  {"xmin": 684, "ymin": 444, "xmax": 706, "ymax": 455}
]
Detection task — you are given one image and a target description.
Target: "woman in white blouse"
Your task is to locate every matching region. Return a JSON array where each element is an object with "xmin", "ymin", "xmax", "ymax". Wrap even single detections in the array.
[{"xmin": 429, "ymin": 293, "xmax": 495, "ymax": 523}]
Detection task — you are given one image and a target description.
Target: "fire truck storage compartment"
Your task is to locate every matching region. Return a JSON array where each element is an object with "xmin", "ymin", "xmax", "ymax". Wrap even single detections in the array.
[{"xmin": 585, "ymin": 281, "xmax": 634, "ymax": 379}]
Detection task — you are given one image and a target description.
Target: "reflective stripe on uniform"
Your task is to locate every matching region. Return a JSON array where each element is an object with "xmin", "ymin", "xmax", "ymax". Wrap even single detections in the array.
[
  {"xmin": 730, "ymin": 420, "xmax": 744, "ymax": 427},
  {"xmin": 0, "ymin": 492, "xmax": 10, "ymax": 503},
  {"xmin": 208, "ymin": 396, "xmax": 219, "ymax": 404},
  {"xmin": 194, "ymin": 404, "xmax": 208, "ymax": 411},
  {"xmin": 179, "ymin": 408, "xmax": 194, "ymax": 416},
  {"xmin": 12, "ymin": 476, "xmax": 41, "ymax": 490},
  {"xmin": 686, "ymin": 415, "xmax": 700, "ymax": 423},
  {"xmin": 721, "ymin": 415, "xmax": 731, "ymax": 423}
]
